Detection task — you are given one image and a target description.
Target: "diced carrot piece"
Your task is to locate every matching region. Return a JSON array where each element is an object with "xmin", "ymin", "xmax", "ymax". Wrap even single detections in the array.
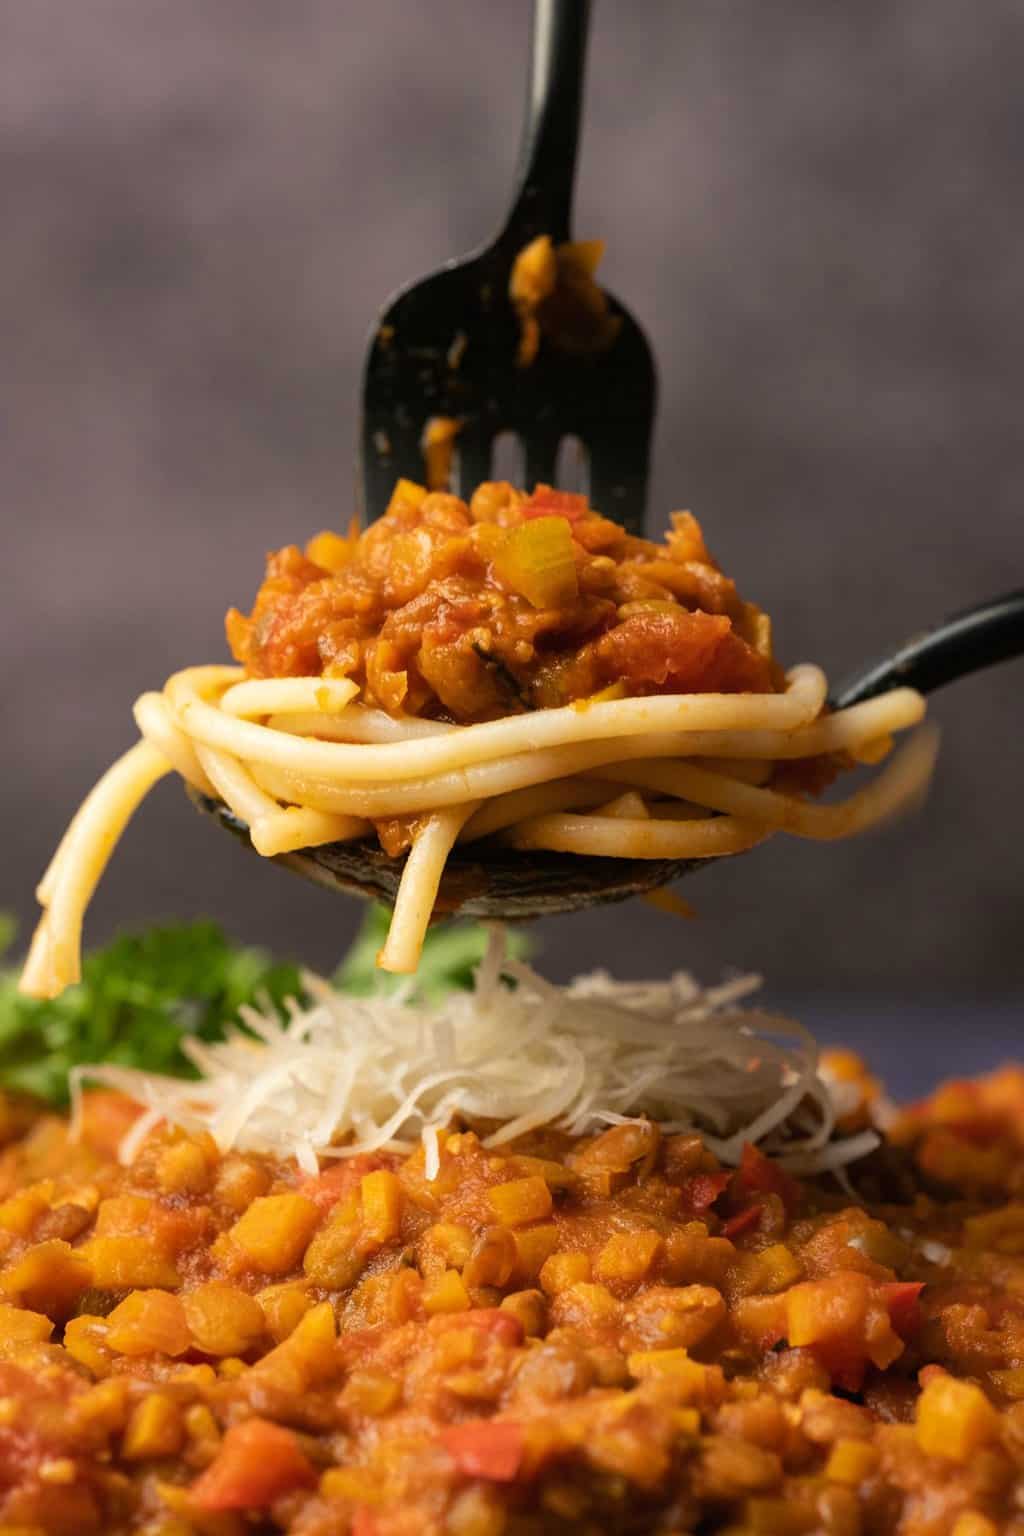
[
  {"xmin": 511, "ymin": 1223, "xmax": 560, "ymax": 1283},
  {"xmin": 627, "ymin": 1348, "xmax": 708, "ymax": 1386},
  {"xmin": 826, "ymin": 1439, "xmax": 879, "ymax": 1484},
  {"xmin": 731, "ymin": 1294, "xmax": 788, "ymax": 1351},
  {"xmin": 0, "ymin": 1184, "xmax": 53, "ymax": 1238},
  {"xmin": 122, "ymin": 1391, "xmax": 184, "ymax": 1460},
  {"xmin": 385, "ymin": 478, "xmax": 428, "ymax": 516},
  {"xmin": 229, "ymin": 1195, "xmax": 320, "ymax": 1275},
  {"xmin": 0, "ymin": 1302, "xmax": 53, "ymax": 1346},
  {"xmin": 157, "ymin": 1139, "xmax": 211, "ymax": 1197},
  {"xmin": 214, "ymin": 1156, "xmax": 272, "ymax": 1214},
  {"xmin": 916, "ymin": 1375, "xmax": 999, "ymax": 1462},
  {"xmin": 440, "ymin": 1420, "xmax": 524, "ymax": 1482},
  {"xmin": 423, "ymin": 1269, "xmax": 471, "ymax": 1316},
  {"xmin": 951, "ymin": 1514, "xmax": 999, "ymax": 1536},
  {"xmin": 191, "ymin": 1417, "xmax": 316, "ymax": 1510},
  {"xmin": 340, "ymin": 1370, "xmax": 402, "ymax": 1417},
  {"xmin": 251, "ymin": 1299, "xmax": 337, "ymax": 1393},
  {"xmin": 539, "ymin": 1252, "xmax": 591, "ymax": 1296},
  {"xmin": 743, "ymin": 1243, "xmax": 803, "ymax": 1295},
  {"xmin": 360, "ymin": 1170, "xmax": 403, "ymax": 1244},
  {"xmin": 593, "ymin": 1229, "xmax": 662, "ymax": 1289},
  {"xmin": 306, "ymin": 530, "xmax": 354, "ymax": 573},
  {"xmin": 78, "ymin": 1235, "xmax": 180, "ymax": 1290},
  {"xmin": 183, "ymin": 1282, "xmax": 266, "ymax": 1357},
  {"xmin": 94, "ymin": 1195, "xmax": 155, "ymax": 1236},
  {"xmin": 486, "ymin": 1177, "xmax": 553, "ymax": 1227},
  {"xmin": 786, "ymin": 1275, "xmax": 869, "ymax": 1349},
  {"xmin": 0, "ymin": 1239, "xmax": 93, "ymax": 1318}
]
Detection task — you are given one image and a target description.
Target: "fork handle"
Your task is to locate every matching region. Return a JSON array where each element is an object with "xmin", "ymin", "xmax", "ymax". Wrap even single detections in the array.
[
  {"xmin": 831, "ymin": 589, "xmax": 1024, "ymax": 708},
  {"xmin": 502, "ymin": 0, "xmax": 591, "ymax": 248}
]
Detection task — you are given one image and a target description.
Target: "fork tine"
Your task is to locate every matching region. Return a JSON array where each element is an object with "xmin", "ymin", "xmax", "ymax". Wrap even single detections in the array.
[
  {"xmin": 455, "ymin": 432, "xmax": 493, "ymax": 499},
  {"xmin": 523, "ymin": 431, "xmax": 559, "ymax": 491},
  {"xmin": 361, "ymin": 416, "xmax": 424, "ymax": 521},
  {"xmin": 586, "ymin": 419, "xmax": 653, "ymax": 538}
]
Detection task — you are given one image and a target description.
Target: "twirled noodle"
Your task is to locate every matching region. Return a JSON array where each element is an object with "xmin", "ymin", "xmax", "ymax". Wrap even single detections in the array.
[
  {"xmin": 165, "ymin": 664, "xmax": 830, "ymax": 783},
  {"xmin": 21, "ymin": 741, "xmax": 171, "ymax": 998},
  {"xmin": 378, "ymin": 803, "xmax": 482, "ymax": 974},
  {"xmin": 506, "ymin": 813, "xmax": 769, "ymax": 859},
  {"xmin": 133, "ymin": 692, "xmax": 215, "ymax": 795},
  {"xmin": 219, "ymin": 676, "xmax": 359, "ymax": 719},
  {"xmin": 20, "ymin": 663, "xmax": 933, "ymax": 995}
]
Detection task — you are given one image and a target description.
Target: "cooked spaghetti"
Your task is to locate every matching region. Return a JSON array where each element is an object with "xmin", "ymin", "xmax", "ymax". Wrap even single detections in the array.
[{"xmin": 20, "ymin": 481, "xmax": 935, "ymax": 994}]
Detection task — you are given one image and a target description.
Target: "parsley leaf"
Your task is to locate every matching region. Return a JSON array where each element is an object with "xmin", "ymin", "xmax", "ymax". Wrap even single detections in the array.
[
  {"xmin": 0, "ymin": 908, "xmax": 527, "ymax": 1107},
  {"xmin": 0, "ymin": 918, "xmax": 300, "ymax": 1106}
]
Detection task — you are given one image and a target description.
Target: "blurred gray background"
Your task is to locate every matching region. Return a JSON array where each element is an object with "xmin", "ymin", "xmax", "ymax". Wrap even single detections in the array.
[{"xmin": 3, "ymin": 2, "xmax": 1022, "ymax": 1082}]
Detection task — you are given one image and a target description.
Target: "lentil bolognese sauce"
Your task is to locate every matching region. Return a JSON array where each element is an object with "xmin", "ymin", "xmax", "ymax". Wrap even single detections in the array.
[
  {"xmin": 20, "ymin": 480, "xmax": 934, "ymax": 990},
  {"xmin": 3, "ymin": 1053, "xmax": 1024, "ymax": 1534}
]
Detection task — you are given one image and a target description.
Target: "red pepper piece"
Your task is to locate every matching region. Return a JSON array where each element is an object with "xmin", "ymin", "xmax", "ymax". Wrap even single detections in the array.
[
  {"xmin": 683, "ymin": 1171, "xmax": 731, "ymax": 1213},
  {"xmin": 881, "ymin": 1281, "xmax": 925, "ymax": 1339},
  {"xmin": 521, "ymin": 486, "xmax": 588, "ymax": 522},
  {"xmin": 736, "ymin": 1143, "xmax": 801, "ymax": 1213},
  {"xmin": 721, "ymin": 1203, "xmax": 765, "ymax": 1241}
]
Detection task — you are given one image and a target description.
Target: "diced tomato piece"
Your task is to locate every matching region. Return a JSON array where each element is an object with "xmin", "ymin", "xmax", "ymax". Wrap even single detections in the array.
[
  {"xmin": 191, "ymin": 1418, "xmax": 316, "ymax": 1511},
  {"xmin": 458, "ymin": 1309, "xmax": 524, "ymax": 1347},
  {"xmin": 721, "ymin": 1203, "xmax": 765, "ymax": 1241},
  {"xmin": 683, "ymin": 1172, "xmax": 731, "ymax": 1213},
  {"xmin": 815, "ymin": 1345, "xmax": 869, "ymax": 1395},
  {"xmin": 352, "ymin": 1510, "xmax": 379, "ymax": 1536},
  {"xmin": 441, "ymin": 1421, "xmax": 524, "ymax": 1482},
  {"xmin": 520, "ymin": 486, "xmax": 588, "ymax": 522},
  {"xmin": 596, "ymin": 610, "xmax": 775, "ymax": 695},
  {"xmin": 298, "ymin": 1155, "xmax": 386, "ymax": 1213},
  {"xmin": 883, "ymin": 1282, "xmax": 925, "ymax": 1339},
  {"xmin": 736, "ymin": 1144, "xmax": 801, "ymax": 1213}
]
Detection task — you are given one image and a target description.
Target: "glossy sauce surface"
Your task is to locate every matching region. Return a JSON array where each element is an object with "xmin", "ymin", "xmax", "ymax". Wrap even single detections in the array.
[{"xmin": 226, "ymin": 482, "xmax": 779, "ymax": 722}]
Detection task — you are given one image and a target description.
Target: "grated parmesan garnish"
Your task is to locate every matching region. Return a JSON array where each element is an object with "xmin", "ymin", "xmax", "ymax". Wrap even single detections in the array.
[{"xmin": 71, "ymin": 927, "xmax": 879, "ymax": 1178}]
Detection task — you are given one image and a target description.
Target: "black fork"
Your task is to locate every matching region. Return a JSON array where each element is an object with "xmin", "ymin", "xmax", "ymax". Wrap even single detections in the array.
[{"xmin": 359, "ymin": 0, "xmax": 657, "ymax": 535}]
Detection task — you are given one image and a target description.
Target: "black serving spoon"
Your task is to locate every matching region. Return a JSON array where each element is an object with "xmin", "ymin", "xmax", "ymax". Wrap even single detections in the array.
[{"xmin": 189, "ymin": 590, "xmax": 1024, "ymax": 920}]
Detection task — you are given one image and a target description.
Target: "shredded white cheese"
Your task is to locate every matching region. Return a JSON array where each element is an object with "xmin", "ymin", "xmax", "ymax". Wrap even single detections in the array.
[{"xmin": 72, "ymin": 927, "xmax": 878, "ymax": 1177}]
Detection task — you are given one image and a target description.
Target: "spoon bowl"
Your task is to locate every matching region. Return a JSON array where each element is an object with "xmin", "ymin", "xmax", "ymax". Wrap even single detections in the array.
[
  {"xmin": 189, "ymin": 590, "xmax": 1024, "ymax": 920},
  {"xmin": 188, "ymin": 788, "xmax": 701, "ymax": 919}
]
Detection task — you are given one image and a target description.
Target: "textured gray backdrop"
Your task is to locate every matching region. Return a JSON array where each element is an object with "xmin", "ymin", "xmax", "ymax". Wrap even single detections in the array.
[{"xmin": 3, "ymin": 2, "xmax": 1022, "ymax": 1025}]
